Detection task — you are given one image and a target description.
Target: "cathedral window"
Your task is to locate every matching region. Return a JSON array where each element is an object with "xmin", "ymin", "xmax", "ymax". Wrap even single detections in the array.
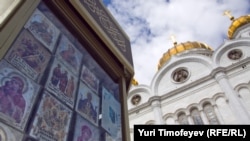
[
  {"xmin": 203, "ymin": 104, "xmax": 219, "ymax": 124},
  {"xmin": 177, "ymin": 113, "xmax": 189, "ymax": 125},
  {"xmin": 131, "ymin": 94, "xmax": 141, "ymax": 105},
  {"xmin": 227, "ymin": 49, "xmax": 242, "ymax": 60},
  {"xmin": 190, "ymin": 108, "xmax": 204, "ymax": 125},
  {"xmin": 146, "ymin": 120, "xmax": 155, "ymax": 125},
  {"xmin": 172, "ymin": 68, "xmax": 189, "ymax": 83}
]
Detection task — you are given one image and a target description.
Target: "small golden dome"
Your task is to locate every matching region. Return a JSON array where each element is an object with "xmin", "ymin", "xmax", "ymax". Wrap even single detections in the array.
[
  {"xmin": 158, "ymin": 41, "xmax": 213, "ymax": 70},
  {"xmin": 131, "ymin": 78, "xmax": 138, "ymax": 86},
  {"xmin": 225, "ymin": 11, "xmax": 250, "ymax": 39}
]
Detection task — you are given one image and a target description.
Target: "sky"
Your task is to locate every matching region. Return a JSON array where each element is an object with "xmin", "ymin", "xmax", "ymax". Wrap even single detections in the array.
[{"xmin": 102, "ymin": 0, "xmax": 250, "ymax": 86}]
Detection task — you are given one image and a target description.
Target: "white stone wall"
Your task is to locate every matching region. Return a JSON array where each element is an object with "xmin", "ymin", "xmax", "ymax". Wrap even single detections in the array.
[{"xmin": 128, "ymin": 17, "xmax": 250, "ymax": 140}]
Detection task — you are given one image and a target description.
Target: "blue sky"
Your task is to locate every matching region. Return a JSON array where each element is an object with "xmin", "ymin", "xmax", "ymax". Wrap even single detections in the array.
[
  {"xmin": 102, "ymin": 0, "xmax": 250, "ymax": 85},
  {"xmin": 103, "ymin": 0, "xmax": 111, "ymax": 5}
]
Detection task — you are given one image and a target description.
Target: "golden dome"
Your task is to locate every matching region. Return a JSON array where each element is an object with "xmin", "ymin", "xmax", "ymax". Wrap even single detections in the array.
[
  {"xmin": 158, "ymin": 41, "xmax": 213, "ymax": 70},
  {"xmin": 131, "ymin": 78, "xmax": 138, "ymax": 86},
  {"xmin": 225, "ymin": 11, "xmax": 250, "ymax": 39}
]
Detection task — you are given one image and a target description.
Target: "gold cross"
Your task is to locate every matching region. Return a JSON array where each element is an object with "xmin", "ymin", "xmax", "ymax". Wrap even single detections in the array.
[
  {"xmin": 170, "ymin": 35, "xmax": 177, "ymax": 45},
  {"xmin": 223, "ymin": 10, "xmax": 234, "ymax": 20}
]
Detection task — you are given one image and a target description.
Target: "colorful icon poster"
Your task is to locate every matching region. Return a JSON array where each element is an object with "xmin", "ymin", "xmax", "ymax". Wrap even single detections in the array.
[
  {"xmin": 29, "ymin": 91, "xmax": 72, "ymax": 141},
  {"xmin": 55, "ymin": 35, "xmax": 83, "ymax": 75},
  {"xmin": 0, "ymin": 122, "xmax": 24, "ymax": 141},
  {"xmin": 45, "ymin": 58, "xmax": 78, "ymax": 108},
  {"xmin": 24, "ymin": 9, "xmax": 60, "ymax": 52},
  {"xmin": 0, "ymin": 60, "xmax": 40, "ymax": 131},
  {"xmin": 73, "ymin": 114, "xmax": 100, "ymax": 141},
  {"xmin": 81, "ymin": 65, "xmax": 99, "ymax": 94},
  {"xmin": 101, "ymin": 87, "xmax": 121, "ymax": 137},
  {"xmin": 105, "ymin": 130, "xmax": 122, "ymax": 141},
  {"xmin": 5, "ymin": 29, "xmax": 51, "ymax": 82},
  {"xmin": 76, "ymin": 82, "xmax": 100, "ymax": 126}
]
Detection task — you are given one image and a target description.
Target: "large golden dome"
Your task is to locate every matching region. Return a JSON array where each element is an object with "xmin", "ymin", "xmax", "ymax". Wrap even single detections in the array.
[
  {"xmin": 158, "ymin": 41, "xmax": 213, "ymax": 70},
  {"xmin": 226, "ymin": 12, "xmax": 250, "ymax": 39}
]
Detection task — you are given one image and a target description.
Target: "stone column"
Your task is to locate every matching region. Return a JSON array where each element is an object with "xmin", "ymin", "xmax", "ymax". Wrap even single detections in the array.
[
  {"xmin": 187, "ymin": 115, "xmax": 194, "ymax": 124},
  {"xmin": 213, "ymin": 105, "xmax": 224, "ymax": 124},
  {"xmin": 200, "ymin": 110, "xmax": 209, "ymax": 124},
  {"xmin": 151, "ymin": 100, "xmax": 164, "ymax": 124},
  {"xmin": 214, "ymin": 72, "xmax": 250, "ymax": 123}
]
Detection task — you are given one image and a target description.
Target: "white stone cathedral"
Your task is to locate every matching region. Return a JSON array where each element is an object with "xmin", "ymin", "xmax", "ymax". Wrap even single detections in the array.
[{"xmin": 127, "ymin": 13, "xmax": 250, "ymax": 140}]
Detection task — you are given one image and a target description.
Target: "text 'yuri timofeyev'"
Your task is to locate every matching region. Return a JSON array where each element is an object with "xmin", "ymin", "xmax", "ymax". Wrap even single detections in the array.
[{"xmin": 138, "ymin": 128, "xmax": 204, "ymax": 138}]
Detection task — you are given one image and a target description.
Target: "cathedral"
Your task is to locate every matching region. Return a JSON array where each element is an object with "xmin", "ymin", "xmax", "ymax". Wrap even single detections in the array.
[{"xmin": 128, "ymin": 12, "xmax": 250, "ymax": 140}]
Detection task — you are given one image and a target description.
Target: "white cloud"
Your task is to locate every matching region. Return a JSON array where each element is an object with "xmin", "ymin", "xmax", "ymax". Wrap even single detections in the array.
[{"xmin": 105, "ymin": 0, "xmax": 250, "ymax": 85}]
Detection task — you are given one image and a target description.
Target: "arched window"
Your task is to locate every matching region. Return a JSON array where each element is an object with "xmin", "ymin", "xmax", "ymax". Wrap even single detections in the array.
[
  {"xmin": 145, "ymin": 120, "xmax": 155, "ymax": 125},
  {"xmin": 190, "ymin": 108, "xmax": 203, "ymax": 125},
  {"xmin": 203, "ymin": 103, "xmax": 219, "ymax": 124},
  {"xmin": 177, "ymin": 113, "xmax": 189, "ymax": 125}
]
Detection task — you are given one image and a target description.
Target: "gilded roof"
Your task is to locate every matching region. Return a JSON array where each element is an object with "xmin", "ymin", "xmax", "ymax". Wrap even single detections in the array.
[
  {"xmin": 131, "ymin": 78, "xmax": 138, "ymax": 86},
  {"xmin": 158, "ymin": 41, "xmax": 213, "ymax": 70},
  {"xmin": 228, "ymin": 14, "xmax": 250, "ymax": 39}
]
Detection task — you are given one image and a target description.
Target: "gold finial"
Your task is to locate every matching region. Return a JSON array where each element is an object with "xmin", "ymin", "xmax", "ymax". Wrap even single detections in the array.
[
  {"xmin": 170, "ymin": 35, "xmax": 177, "ymax": 46},
  {"xmin": 223, "ymin": 10, "xmax": 234, "ymax": 21}
]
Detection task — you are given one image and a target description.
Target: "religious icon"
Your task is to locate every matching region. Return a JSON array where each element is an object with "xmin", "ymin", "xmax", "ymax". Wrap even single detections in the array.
[
  {"xmin": 29, "ymin": 91, "xmax": 72, "ymax": 141},
  {"xmin": 81, "ymin": 65, "xmax": 99, "ymax": 94},
  {"xmin": 22, "ymin": 136, "xmax": 38, "ymax": 141},
  {"xmin": 37, "ymin": 1, "xmax": 75, "ymax": 42},
  {"xmin": 55, "ymin": 35, "xmax": 83, "ymax": 75},
  {"xmin": 131, "ymin": 94, "xmax": 141, "ymax": 105},
  {"xmin": 0, "ymin": 60, "xmax": 40, "ymax": 131},
  {"xmin": 0, "ymin": 122, "xmax": 24, "ymax": 141},
  {"xmin": 105, "ymin": 129, "xmax": 122, "ymax": 141},
  {"xmin": 227, "ymin": 49, "xmax": 243, "ymax": 60},
  {"xmin": 45, "ymin": 58, "xmax": 78, "ymax": 108},
  {"xmin": 172, "ymin": 68, "xmax": 189, "ymax": 82},
  {"xmin": 73, "ymin": 114, "xmax": 100, "ymax": 141},
  {"xmin": 101, "ymin": 87, "xmax": 121, "ymax": 137},
  {"xmin": 24, "ymin": 8, "xmax": 60, "ymax": 52},
  {"xmin": 76, "ymin": 82, "xmax": 100, "ymax": 126},
  {"xmin": 5, "ymin": 29, "xmax": 51, "ymax": 82}
]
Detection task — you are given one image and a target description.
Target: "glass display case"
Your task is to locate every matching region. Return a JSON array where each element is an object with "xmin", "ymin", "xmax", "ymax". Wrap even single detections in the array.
[{"xmin": 0, "ymin": 0, "xmax": 133, "ymax": 141}]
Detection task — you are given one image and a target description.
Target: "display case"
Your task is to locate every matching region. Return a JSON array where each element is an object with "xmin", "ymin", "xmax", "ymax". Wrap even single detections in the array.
[{"xmin": 0, "ymin": 0, "xmax": 134, "ymax": 141}]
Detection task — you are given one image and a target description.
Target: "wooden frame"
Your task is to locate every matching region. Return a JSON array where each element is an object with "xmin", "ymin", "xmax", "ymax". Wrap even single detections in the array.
[
  {"xmin": 69, "ymin": 0, "xmax": 134, "ymax": 76},
  {"xmin": 0, "ymin": 0, "xmax": 22, "ymax": 29}
]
